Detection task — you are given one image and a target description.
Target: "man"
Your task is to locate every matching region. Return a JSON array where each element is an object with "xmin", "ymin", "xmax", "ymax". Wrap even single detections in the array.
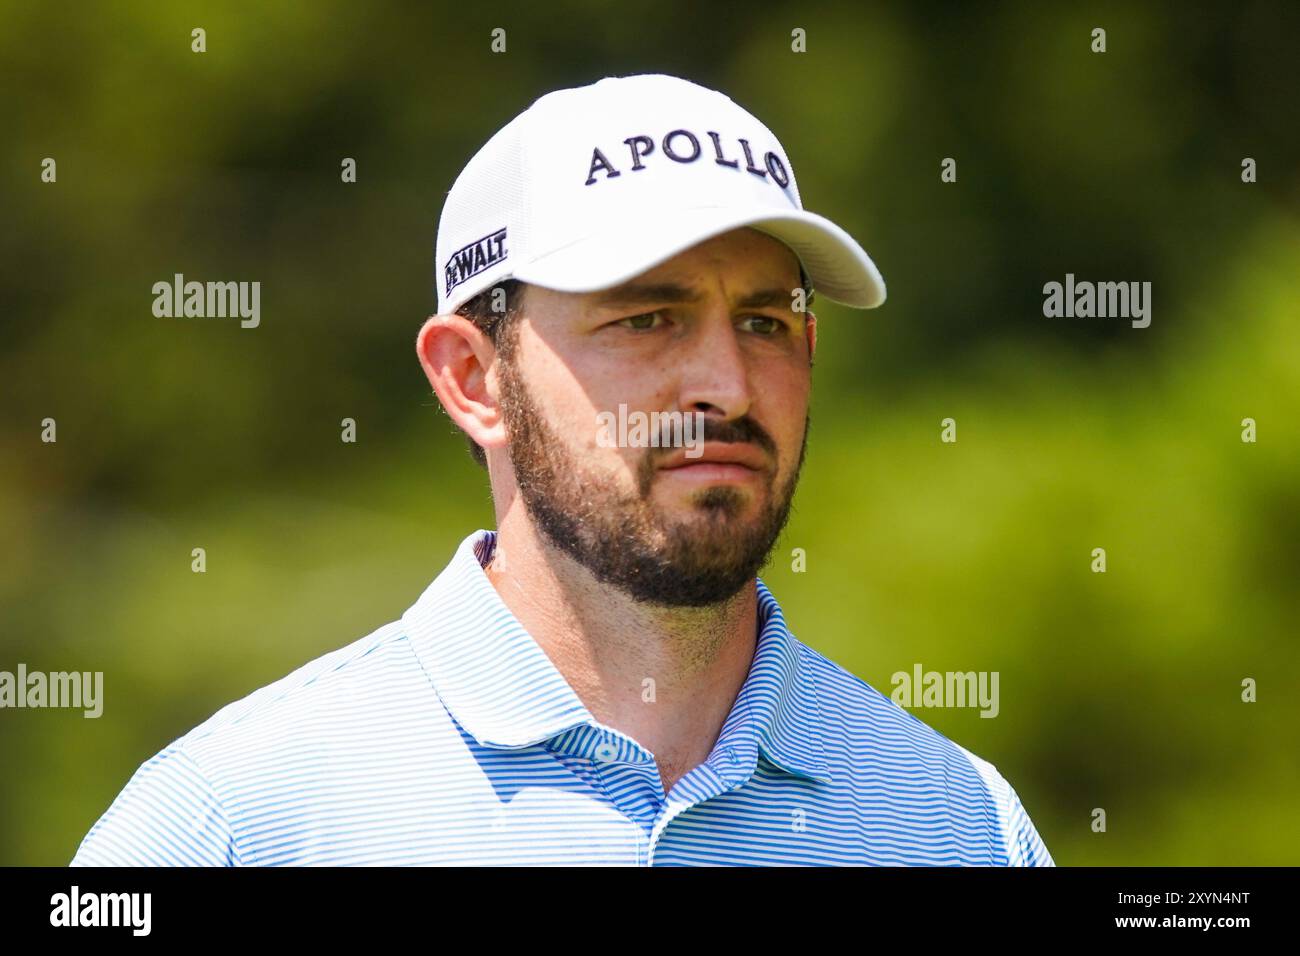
[{"xmin": 71, "ymin": 73, "xmax": 1053, "ymax": 866}]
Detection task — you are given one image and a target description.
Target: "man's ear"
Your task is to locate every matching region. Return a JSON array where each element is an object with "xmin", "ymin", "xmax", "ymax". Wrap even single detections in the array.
[
  {"xmin": 804, "ymin": 309, "xmax": 817, "ymax": 364},
  {"xmin": 415, "ymin": 314, "xmax": 507, "ymax": 454}
]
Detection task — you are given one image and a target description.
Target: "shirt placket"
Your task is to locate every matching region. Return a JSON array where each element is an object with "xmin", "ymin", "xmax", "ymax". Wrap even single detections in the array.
[
  {"xmin": 548, "ymin": 724, "xmax": 664, "ymax": 857},
  {"xmin": 645, "ymin": 746, "xmax": 755, "ymax": 865}
]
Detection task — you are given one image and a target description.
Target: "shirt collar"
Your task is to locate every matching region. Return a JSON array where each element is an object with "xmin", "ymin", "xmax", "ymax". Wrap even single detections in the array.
[{"xmin": 402, "ymin": 529, "xmax": 832, "ymax": 785}]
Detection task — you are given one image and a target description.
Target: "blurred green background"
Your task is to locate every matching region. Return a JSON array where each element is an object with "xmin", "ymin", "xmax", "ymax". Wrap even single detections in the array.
[{"xmin": 2, "ymin": 0, "xmax": 1297, "ymax": 865}]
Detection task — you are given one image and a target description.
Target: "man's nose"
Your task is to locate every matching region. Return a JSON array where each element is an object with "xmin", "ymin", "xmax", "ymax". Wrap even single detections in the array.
[{"xmin": 675, "ymin": 314, "xmax": 753, "ymax": 421}]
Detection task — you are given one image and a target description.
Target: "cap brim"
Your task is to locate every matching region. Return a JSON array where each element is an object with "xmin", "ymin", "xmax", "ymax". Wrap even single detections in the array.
[{"xmin": 511, "ymin": 204, "xmax": 886, "ymax": 309}]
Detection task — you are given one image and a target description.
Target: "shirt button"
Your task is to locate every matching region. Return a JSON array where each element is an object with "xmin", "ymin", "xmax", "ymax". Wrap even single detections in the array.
[{"xmin": 594, "ymin": 742, "xmax": 617, "ymax": 762}]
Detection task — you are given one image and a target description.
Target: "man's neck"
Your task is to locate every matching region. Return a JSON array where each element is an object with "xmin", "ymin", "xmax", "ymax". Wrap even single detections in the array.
[{"xmin": 483, "ymin": 512, "xmax": 759, "ymax": 796}]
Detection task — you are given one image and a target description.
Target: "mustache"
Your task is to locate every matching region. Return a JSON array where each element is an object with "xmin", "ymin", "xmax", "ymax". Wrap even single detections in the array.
[
  {"xmin": 643, "ymin": 413, "xmax": 778, "ymax": 464},
  {"xmin": 697, "ymin": 415, "xmax": 775, "ymax": 454},
  {"xmin": 636, "ymin": 413, "xmax": 778, "ymax": 498}
]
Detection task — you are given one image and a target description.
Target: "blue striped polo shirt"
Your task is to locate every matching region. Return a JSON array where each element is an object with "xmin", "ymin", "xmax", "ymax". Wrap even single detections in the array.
[{"xmin": 71, "ymin": 529, "xmax": 1054, "ymax": 866}]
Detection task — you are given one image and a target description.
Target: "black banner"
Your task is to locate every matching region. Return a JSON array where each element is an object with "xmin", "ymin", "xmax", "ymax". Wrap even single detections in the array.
[{"xmin": 0, "ymin": 866, "xmax": 1282, "ymax": 942}]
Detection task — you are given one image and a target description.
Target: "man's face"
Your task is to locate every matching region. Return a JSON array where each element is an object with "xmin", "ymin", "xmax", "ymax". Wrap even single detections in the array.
[{"xmin": 496, "ymin": 227, "xmax": 815, "ymax": 607}]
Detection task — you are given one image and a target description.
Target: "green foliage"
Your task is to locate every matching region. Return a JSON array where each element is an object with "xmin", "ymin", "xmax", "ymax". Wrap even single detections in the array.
[{"xmin": 2, "ymin": 0, "xmax": 1296, "ymax": 865}]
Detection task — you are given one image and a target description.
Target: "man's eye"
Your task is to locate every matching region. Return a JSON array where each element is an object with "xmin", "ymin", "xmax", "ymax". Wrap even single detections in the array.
[
  {"xmin": 740, "ymin": 314, "xmax": 786, "ymax": 334},
  {"xmin": 617, "ymin": 312, "xmax": 665, "ymax": 330}
]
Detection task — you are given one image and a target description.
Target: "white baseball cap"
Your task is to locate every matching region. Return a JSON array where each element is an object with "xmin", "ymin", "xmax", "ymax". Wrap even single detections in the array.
[{"xmin": 435, "ymin": 72, "xmax": 886, "ymax": 316}]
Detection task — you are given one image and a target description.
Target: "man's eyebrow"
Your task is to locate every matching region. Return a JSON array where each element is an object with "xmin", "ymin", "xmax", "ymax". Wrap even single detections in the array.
[
  {"xmin": 590, "ymin": 282, "xmax": 700, "ymax": 308},
  {"xmin": 735, "ymin": 287, "xmax": 798, "ymax": 310},
  {"xmin": 590, "ymin": 282, "xmax": 799, "ymax": 311}
]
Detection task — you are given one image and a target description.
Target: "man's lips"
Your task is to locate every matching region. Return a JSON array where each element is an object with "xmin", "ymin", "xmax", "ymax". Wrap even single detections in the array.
[{"xmin": 658, "ymin": 443, "xmax": 770, "ymax": 472}]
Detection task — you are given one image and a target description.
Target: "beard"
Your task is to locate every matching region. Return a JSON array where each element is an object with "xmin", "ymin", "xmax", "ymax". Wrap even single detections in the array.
[{"xmin": 498, "ymin": 355, "xmax": 808, "ymax": 608}]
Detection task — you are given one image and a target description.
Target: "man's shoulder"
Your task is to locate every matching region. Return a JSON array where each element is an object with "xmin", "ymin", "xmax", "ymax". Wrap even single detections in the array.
[
  {"xmin": 791, "ymin": 639, "xmax": 1020, "ymax": 803},
  {"xmin": 790, "ymin": 638, "xmax": 1054, "ymax": 865},
  {"xmin": 176, "ymin": 618, "xmax": 415, "ymax": 750},
  {"xmin": 793, "ymin": 638, "xmax": 980, "ymax": 762},
  {"xmin": 70, "ymin": 617, "xmax": 438, "ymax": 866},
  {"xmin": 144, "ymin": 614, "xmax": 452, "ymax": 801}
]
